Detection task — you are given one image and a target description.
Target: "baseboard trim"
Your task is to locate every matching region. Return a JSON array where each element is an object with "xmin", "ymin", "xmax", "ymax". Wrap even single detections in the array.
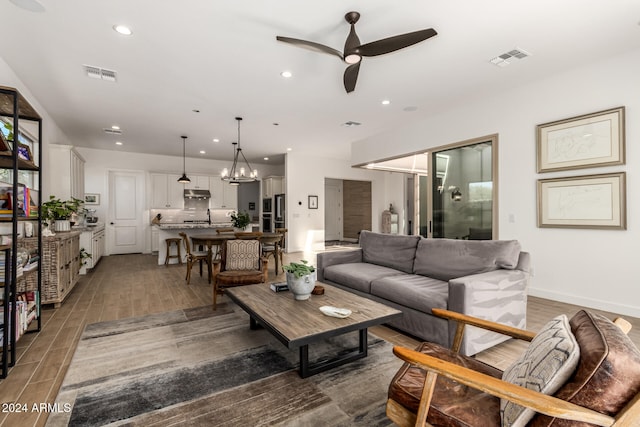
[{"xmin": 529, "ymin": 287, "xmax": 640, "ymax": 319}]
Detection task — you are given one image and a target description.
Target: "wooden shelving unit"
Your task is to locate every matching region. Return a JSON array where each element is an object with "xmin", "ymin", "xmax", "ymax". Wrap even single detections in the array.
[{"xmin": 0, "ymin": 86, "xmax": 42, "ymax": 378}]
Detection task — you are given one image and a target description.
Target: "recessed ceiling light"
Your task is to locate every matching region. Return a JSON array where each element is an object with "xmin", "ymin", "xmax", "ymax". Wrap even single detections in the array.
[
  {"xmin": 213, "ymin": 138, "xmax": 219, "ymax": 143},
  {"xmin": 381, "ymin": 100, "xmax": 390, "ymax": 105},
  {"xmin": 113, "ymin": 25, "xmax": 132, "ymax": 36},
  {"xmin": 280, "ymin": 71, "xmax": 292, "ymax": 78},
  {"xmin": 287, "ymin": 148, "xmax": 292, "ymax": 152},
  {"xmin": 264, "ymin": 157, "xmax": 269, "ymax": 161},
  {"xmin": 115, "ymin": 141, "xmax": 123, "ymax": 146},
  {"xmin": 111, "ymin": 125, "xmax": 120, "ymax": 130},
  {"xmin": 200, "ymin": 150, "xmax": 206, "ymax": 154}
]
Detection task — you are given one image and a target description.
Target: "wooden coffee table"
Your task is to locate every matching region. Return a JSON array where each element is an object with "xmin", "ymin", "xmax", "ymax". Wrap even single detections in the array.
[{"xmin": 225, "ymin": 282, "xmax": 402, "ymax": 378}]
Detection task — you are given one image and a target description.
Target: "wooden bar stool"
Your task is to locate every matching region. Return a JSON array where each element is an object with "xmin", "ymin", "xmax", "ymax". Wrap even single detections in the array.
[{"xmin": 164, "ymin": 238, "xmax": 183, "ymax": 265}]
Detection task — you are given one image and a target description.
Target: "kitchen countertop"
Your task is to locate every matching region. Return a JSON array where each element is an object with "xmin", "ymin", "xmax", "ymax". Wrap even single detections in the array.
[{"xmin": 155, "ymin": 222, "xmax": 234, "ymax": 230}]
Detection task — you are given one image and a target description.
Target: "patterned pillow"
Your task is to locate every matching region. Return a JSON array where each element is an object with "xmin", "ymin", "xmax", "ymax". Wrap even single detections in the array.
[
  {"xmin": 501, "ymin": 315, "xmax": 580, "ymax": 427},
  {"xmin": 225, "ymin": 240, "xmax": 260, "ymax": 271}
]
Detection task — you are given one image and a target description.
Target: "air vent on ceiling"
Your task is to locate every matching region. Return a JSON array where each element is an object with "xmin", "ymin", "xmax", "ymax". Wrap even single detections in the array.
[
  {"xmin": 84, "ymin": 65, "xmax": 118, "ymax": 82},
  {"xmin": 489, "ymin": 48, "xmax": 531, "ymax": 67},
  {"xmin": 103, "ymin": 128, "xmax": 122, "ymax": 135},
  {"xmin": 342, "ymin": 121, "xmax": 361, "ymax": 127}
]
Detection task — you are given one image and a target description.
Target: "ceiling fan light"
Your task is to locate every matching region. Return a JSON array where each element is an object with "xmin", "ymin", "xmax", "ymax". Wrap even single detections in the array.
[{"xmin": 344, "ymin": 53, "xmax": 361, "ymax": 64}]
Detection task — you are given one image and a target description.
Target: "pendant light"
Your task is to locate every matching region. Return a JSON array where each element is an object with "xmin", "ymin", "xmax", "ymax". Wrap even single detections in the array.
[
  {"xmin": 220, "ymin": 117, "xmax": 258, "ymax": 185},
  {"xmin": 177, "ymin": 135, "xmax": 191, "ymax": 184}
]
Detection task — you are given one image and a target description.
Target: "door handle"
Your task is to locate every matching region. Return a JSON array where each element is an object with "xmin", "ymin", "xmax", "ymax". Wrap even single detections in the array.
[{"xmin": 110, "ymin": 222, "xmax": 114, "ymax": 225}]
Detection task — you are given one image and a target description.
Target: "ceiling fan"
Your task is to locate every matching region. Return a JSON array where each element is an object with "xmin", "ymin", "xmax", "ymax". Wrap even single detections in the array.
[{"xmin": 276, "ymin": 11, "xmax": 437, "ymax": 93}]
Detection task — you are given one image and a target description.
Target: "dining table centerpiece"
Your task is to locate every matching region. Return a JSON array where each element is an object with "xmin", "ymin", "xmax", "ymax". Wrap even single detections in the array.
[
  {"xmin": 283, "ymin": 259, "xmax": 316, "ymax": 300},
  {"xmin": 230, "ymin": 210, "xmax": 251, "ymax": 232}
]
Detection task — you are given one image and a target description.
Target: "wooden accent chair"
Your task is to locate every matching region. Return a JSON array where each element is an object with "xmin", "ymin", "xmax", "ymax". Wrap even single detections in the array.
[
  {"xmin": 387, "ymin": 308, "xmax": 640, "ymax": 427},
  {"xmin": 212, "ymin": 239, "xmax": 268, "ymax": 309},
  {"xmin": 178, "ymin": 232, "xmax": 211, "ymax": 285},
  {"xmin": 262, "ymin": 228, "xmax": 287, "ymax": 274}
]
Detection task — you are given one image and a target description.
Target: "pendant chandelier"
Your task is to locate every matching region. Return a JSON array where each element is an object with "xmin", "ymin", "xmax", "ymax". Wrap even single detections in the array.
[
  {"xmin": 221, "ymin": 117, "xmax": 257, "ymax": 185},
  {"xmin": 177, "ymin": 135, "xmax": 191, "ymax": 183}
]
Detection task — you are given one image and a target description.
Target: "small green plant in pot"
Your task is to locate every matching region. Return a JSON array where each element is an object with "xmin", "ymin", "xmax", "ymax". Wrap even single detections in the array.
[
  {"xmin": 283, "ymin": 260, "xmax": 316, "ymax": 300},
  {"xmin": 230, "ymin": 210, "xmax": 251, "ymax": 230},
  {"xmin": 41, "ymin": 196, "xmax": 84, "ymax": 231}
]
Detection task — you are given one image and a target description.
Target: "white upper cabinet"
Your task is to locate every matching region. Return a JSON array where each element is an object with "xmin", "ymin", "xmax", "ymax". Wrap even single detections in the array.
[
  {"xmin": 185, "ymin": 175, "xmax": 210, "ymax": 190},
  {"xmin": 262, "ymin": 176, "xmax": 284, "ymax": 199},
  {"xmin": 48, "ymin": 145, "xmax": 85, "ymax": 200},
  {"xmin": 151, "ymin": 173, "xmax": 184, "ymax": 208},
  {"xmin": 210, "ymin": 176, "xmax": 237, "ymax": 209}
]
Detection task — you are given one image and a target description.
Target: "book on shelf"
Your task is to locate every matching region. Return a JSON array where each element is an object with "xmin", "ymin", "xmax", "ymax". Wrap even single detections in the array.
[{"xmin": 270, "ymin": 282, "xmax": 289, "ymax": 292}]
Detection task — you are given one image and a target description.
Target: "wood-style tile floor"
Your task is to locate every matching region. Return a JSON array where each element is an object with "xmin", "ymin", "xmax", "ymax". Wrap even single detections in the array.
[{"xmin": 1, "ymin": 252, "xmax": 638, "ymax": 427}]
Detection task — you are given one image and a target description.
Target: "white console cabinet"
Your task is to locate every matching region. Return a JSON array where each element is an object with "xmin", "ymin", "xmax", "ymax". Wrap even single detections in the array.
[{"xmin": 79, "ymin": 225, "xmax": 105, "ymax": 274}]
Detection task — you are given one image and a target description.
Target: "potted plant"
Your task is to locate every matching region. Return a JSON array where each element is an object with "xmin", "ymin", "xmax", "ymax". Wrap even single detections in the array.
[
  {"xmin": 42, "ymin": 196, "xmax": 84, "ymax": 232},
  {"xmin": 283, "ymin": 259, "xmax": 316, "ymax": 300},
  {"xmin": 230, "ymin": 210, "xmax": 251, "ymax": 231}
]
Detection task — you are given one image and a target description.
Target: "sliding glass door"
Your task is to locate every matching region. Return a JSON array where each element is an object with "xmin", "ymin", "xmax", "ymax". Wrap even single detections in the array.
[{"xmin": 430, "ymin": 137, "xmax": 496, "ymax": 239}]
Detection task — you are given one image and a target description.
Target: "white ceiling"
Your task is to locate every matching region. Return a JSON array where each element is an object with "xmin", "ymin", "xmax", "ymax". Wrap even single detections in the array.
[{"xmin": 1, "ymin": 1, "xmax": 639, "ymax": 165}]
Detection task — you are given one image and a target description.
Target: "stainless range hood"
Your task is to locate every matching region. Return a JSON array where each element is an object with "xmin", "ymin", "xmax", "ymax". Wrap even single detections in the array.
[{"xmin": 184, "ymin": 189, "xmax": 211, "ymax": 199}]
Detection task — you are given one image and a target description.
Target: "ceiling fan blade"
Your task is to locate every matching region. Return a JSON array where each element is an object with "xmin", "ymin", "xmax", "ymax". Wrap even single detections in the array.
[
  {"xmin": 358, "ymin": 28, "xmax": 437, "ymax": 57},
  {"xmin": 276, "ymin": 36, "xmax": 343, "ymax": 60},
  {"xmin": 343, "ymin": 62, "xmax": 361, "ymax": 93}
]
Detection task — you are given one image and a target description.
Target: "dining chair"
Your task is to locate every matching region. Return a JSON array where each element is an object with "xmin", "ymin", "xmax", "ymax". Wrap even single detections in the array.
[
  {"xmin": 212, "ymin": 238, "xmax": 268, "ymax": 309},
  {"xmin": 178, "ymin": 232, "xmax": 211, "ymax": 285},
  {"xmin": 263, "ymin": 228, "xmax": 287, "ymax": 274},
  {"xmin": 234, "ymin": 231, "xmax": 263, "ymax": 239}
]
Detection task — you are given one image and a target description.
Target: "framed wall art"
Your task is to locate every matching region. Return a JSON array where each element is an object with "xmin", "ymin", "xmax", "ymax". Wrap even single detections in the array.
[
  {"xmin": 536, "ymin": 106, "xmax": 625, "ymax": 173},
  {"xmin": 17, "ymin": 143, "xmax": 33, "ymax": 162},
  {"xmin": 537, "ymin": 172, "xmax": 626, "ymax": 230},
  {"xmin": 84, "ymin": 193, "xmax": 100, "ymax": 205},
  {"xmin": 308, "ymin": 195, "xmax": 318, "ymax": 209}
]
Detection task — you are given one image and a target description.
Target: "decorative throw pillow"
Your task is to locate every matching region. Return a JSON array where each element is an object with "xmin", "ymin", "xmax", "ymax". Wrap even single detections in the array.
[
  {"xmin": 225, "ymin": 240, "xmax": 260, "ymax": 271},
  {"xmin": 501, "ymin": 315, "xmax": 580, "ymax": 427}
]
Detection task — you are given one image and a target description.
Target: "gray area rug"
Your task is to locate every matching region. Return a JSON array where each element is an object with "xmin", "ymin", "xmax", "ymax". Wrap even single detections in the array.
[{"xmin": 46, "ymin": 304, "xmax": 403, "ymax": 426}]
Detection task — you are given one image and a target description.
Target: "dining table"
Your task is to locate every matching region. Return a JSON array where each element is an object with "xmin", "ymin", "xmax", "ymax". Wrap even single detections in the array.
[{"xmin": 191, "ymin": 232, "xmax": 284, "ymax": 275}]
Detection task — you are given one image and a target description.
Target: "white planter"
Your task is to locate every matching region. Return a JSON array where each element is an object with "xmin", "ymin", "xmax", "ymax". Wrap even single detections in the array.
[
  {"xmin": 54, "ymin": 220, "xmax": 71, "ymax": 232},
  {"xmin": 286, "ymin": 271, "xmax": 316, "ymax": 300}
]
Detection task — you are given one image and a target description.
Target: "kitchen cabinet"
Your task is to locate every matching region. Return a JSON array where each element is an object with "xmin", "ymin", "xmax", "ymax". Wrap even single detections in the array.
[
  {"xmin": 209, "ymin": 177, "xmax": 237, "ymax": 209},
  {"xmin": 150, "ymin": 173, "xmax": 184, "ymax": 208},
  {"xmin": 48, "ymin": 144, "xmax": 85, "ymax": 201},
  {"xmin": 262, "ymin": 176, "xmax": 284, "ymax": 199},
  {"xmin": 79, "ymin": 225, "xmax": 105, "ymax": 274},
  {"xmin": 185, "ymin": 175, "xmax": 209, "ymax": 190}
]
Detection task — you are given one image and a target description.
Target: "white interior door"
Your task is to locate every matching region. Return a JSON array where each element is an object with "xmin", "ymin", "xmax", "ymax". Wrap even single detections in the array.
[{"xmin": 108, "ymin": 170, "xmax": 145, "ymax": 254}]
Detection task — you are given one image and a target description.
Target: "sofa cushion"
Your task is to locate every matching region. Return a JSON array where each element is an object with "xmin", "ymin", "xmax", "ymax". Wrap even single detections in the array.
[
  {"xmin": 323, "ymin": 262, "xmax": 402, "ymax": 293},
  {"xmin": 359, "ymin": 230, "xmax": 420, "ymax": 274},
  {"xmin": 388, "ymin": 341, "xmax": 502, "ymax": 427},
  {"xmin": 530, "ymin": 310, "xmax": 640, "ymax": 426},
  {"xmin": 371, "ymin": 274, "xmax": 448, "ymax": 314},
  {"xmin": 501, "ymin": 315, "xmax": 580, "ymax": 427},
  {"xmin": 413, "ymin": 238, "xmax": 521, "ymax": 281}
]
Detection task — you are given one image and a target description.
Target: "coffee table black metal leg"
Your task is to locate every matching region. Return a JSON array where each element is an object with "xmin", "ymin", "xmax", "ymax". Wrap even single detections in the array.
[
  {"xmin": 298, "ymin": 328, "xmax": 368, "ymax": 378},
  {"xmin": 250, "ymin": 316, "xmax": 260, "ymax": 330}
]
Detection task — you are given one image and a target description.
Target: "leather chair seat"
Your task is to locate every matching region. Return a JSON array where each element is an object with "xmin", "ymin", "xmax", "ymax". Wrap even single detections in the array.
[
  {"xmin": 388, "ymin": 342, "xmax": 502, "ymax": 427},
  {"xmin": 216, "ymin": 270, "xmax": 265, "ymax": 286}
]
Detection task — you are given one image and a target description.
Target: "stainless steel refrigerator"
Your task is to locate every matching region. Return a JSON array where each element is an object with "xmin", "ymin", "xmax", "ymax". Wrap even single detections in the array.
[{"xmin": 274, "ymin": 193, "xmax": 285, "ymax": 229}]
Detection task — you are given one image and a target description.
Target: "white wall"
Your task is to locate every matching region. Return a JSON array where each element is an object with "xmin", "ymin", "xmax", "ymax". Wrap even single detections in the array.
[
  {"xmin": 284, "ymin": 152, "xmax": 389, "ymax": 254},
  {"xmin": 352, "ymin": 48, "xmax": 640, "ymax": 318}
]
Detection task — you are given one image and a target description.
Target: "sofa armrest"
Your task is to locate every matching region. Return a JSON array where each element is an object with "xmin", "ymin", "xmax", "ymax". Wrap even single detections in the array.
[
  {"xmin": 316, "ymin": 249, "xmax": 363, "ymax": 282},
  {"xmin": 448, "ymin": 269, "xmax": 530, "ymax": 355}
]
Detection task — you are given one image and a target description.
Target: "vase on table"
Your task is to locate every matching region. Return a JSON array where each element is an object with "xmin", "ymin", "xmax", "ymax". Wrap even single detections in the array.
[{"xmin": 286, "ymin": 271, "xmax": 316, "ymax": 300}]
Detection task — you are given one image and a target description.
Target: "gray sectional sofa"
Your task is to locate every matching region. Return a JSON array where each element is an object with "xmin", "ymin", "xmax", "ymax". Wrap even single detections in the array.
[{"xmin": 316, "ymin": 230, "xmax": 531, "ymax": 355}]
